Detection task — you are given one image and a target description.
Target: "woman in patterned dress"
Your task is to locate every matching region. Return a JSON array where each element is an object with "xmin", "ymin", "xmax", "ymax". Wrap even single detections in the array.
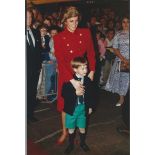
[{"xmin": 105, "ymin": 16, "xmax": 129, "ymax": 106}]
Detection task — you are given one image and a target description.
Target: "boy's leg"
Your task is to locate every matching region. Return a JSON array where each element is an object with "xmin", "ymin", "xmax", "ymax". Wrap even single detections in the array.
[
  {"xmin": 65, "ymin": 113, "xmax": 76, "ymax": 154},
  {"xmin": 79, "ymin": 128, "xmax": 90, "ymax": 152},
  {"xmin": 76, "ymin": 104, "xmax": 90, "ymax": 151},
  {"xmin": 68, "ymin": 129, "xmax": 75, "ymax": 145},
  {"xmin": 64, "ymin": 129, "xmax": 76, "ymax": 154},
  {"xmin": 76, "ymin": 104, "xmax": 90, "ymax": 152}
]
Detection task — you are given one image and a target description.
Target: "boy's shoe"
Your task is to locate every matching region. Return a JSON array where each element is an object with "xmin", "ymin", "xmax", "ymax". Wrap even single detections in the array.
[
  {"xmin": 80, "ymin": 143, "xmax": 90, "ymax": 152},
  {"xmin": 64, "ymin": 145, "xmax": 74, "ymax": 154}
]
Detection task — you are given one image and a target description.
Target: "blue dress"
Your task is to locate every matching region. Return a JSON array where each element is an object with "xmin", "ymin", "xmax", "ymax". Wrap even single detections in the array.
[{"xmin": 104, "ymin": 30, "xmax": 129, "ymax": 96}]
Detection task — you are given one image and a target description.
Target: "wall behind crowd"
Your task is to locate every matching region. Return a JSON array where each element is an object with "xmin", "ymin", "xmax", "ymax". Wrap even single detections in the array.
[{"xmin": 29, "ymin": 0, "xmax": 129, "ymax": 22}]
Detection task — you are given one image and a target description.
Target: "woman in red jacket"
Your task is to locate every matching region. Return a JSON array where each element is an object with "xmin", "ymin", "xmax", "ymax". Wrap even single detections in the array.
[{"xmin": 53, "ymin": 6, "xmax": 96, "ymax": 144}]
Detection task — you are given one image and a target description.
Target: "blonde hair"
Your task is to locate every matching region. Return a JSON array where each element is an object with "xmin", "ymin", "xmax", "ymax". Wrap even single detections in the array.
[
  {"xmin": 71, "ymin": 57, "xmax": 87, "ymax": 69},
  {"xmin": 61, "ymin": 6, "xmax": 80, "ymax": 24}
]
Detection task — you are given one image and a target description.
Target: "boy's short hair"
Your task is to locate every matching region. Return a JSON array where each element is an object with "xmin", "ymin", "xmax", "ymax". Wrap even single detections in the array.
[
  {"xmin": 71, "ymin": 57, "xmax": 87, "ymax": 69},
  {"xmin": 49, "ymin": 25, "xmax": 60, "ymax": 33},
  {"xmin": 96, "ymin": 31, "xmax": 106, "ymax": 39},
  {"xmin": 38, "ymin": 24, "xmax": 48, "ymax": 31}
]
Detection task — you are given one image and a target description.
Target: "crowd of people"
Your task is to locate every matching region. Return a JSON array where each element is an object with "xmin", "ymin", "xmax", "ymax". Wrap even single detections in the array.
[{"xmin": 26, "ymin": 3, "xmax": 129, "ymax": 154}]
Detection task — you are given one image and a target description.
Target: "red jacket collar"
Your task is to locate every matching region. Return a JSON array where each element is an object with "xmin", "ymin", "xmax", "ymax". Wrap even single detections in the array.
[{"xmin": 64, "ymin": 27, "xmax": 78, "ymax": 35}]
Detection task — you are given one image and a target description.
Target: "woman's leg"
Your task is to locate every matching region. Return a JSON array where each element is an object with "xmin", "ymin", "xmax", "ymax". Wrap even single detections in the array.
[
  {"xmin": 119, "ymin": 95, "xmax": 124, "ymax": 105},
  {"xmin": 57, "ymin": 111, "xmax": 68, "ymax": 144},
  {"xmin": 116, "ymin": 95, "xmax": 124, "ymax": 106}
]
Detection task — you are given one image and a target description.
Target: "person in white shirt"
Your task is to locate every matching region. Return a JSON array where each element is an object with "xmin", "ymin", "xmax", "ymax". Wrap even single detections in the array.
[{"xmin": 100, "ymin": 29, "xmax": 115, "ymax": 88}]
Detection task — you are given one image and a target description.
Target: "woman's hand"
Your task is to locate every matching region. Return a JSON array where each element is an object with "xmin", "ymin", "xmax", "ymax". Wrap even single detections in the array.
[
  {"xmin": 113, "ymin": 48, "xmax": 129, "ymax": 67},
  {"xmin": 122, "ymin": 58, "xmax": 129, "ymax": 68},
  {"xmin": 88, "ymin": 71, "xmax": 94, "ymax": 81},
  {"xmin": 70, "ymin": 79, "xmax": 85, "ymax": 96}
]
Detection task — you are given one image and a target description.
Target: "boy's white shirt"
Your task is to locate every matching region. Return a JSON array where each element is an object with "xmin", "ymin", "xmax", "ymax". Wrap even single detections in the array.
[
  {"xmin": 75, "ymin": 73, "xmax": 84, "ymax": 105},
  {"xmin": 75, "ymin": 73, "xmax": 84, "ymax": 84},
  {"xmin": 75, "ymin": 73, "xmax": 92, "ymax": 114}
]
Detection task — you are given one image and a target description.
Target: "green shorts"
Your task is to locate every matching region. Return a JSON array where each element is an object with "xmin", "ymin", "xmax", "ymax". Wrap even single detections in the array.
[{"xmin": 65, "ymin": 104, "xmax": 86, "ymax": 129}]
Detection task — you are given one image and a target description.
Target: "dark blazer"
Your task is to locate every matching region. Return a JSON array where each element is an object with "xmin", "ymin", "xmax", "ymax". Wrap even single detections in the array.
[
  {"xmin": 26, "ymin": 28, "xmax": 42, "ymax": 74},
  {"xmin": 26, "ymin": 27, "xmax": 42, "ymax": 118},
  {"xmin": 62, "ymin": 75, "xmax": 95, "ymax": 115},
  {"xmin": 41, "ymin": 35, "xmax": 50, "ymax": 53}
]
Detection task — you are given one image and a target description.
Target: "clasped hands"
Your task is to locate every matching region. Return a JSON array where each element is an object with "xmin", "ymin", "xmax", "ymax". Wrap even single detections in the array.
[
  {"xmin": 70, "ymin": 79, "xmax": 85, "ymax": 96},
  {"xmin": 70, "ymin": 71, "xmax": 94, "ymax": 96},
  {"xmin": 122, "ymin": 58, "xmax": 129, "ymax": 69}
]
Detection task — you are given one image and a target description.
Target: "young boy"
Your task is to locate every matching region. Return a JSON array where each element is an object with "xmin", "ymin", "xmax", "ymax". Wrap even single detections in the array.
[
  {"xmin": 62, "ymin": 57, "xmax": 94, "ymax": 154},
  {"xmin": 49, "ymin": 26, "xmax": 59, "ymax": 62},
  {"xmin": 39, "ymin": 24, "xmax": 50, "ymax": 62}
]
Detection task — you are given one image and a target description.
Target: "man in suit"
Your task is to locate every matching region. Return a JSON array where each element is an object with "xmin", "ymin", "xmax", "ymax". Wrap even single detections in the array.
[{"xmin": 26, "ymin": 8, "xmax": 42, "ymax": 122}]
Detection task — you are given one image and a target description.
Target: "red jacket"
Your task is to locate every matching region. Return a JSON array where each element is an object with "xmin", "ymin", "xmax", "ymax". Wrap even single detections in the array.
[{"xmin": 53, "ymin": 28, "xmax": 96, "ymax": 112}]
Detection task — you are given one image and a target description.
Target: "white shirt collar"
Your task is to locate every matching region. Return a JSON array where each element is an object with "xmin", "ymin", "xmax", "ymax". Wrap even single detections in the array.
[{"xmin": 75, "ymin": 74, "xmax": 84, "ymax": 84}]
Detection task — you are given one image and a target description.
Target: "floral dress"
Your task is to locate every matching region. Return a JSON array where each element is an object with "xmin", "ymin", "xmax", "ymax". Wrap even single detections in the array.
[{"xmin": 104, "ymin": 30, "xmax": 129, "ymax": 96}]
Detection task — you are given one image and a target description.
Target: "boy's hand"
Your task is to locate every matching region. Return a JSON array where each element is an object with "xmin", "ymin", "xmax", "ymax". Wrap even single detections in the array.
[
  {"xmin": 75, "ymin": 88, "xmax": 84, "ymax": 96},
  {"xmin": 70, "ymin": 79, "xmax": 85, "ymax": 95},
  {"xmin": 88, "ymin": 108, "xmax": 92, "ymax": 115}
]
